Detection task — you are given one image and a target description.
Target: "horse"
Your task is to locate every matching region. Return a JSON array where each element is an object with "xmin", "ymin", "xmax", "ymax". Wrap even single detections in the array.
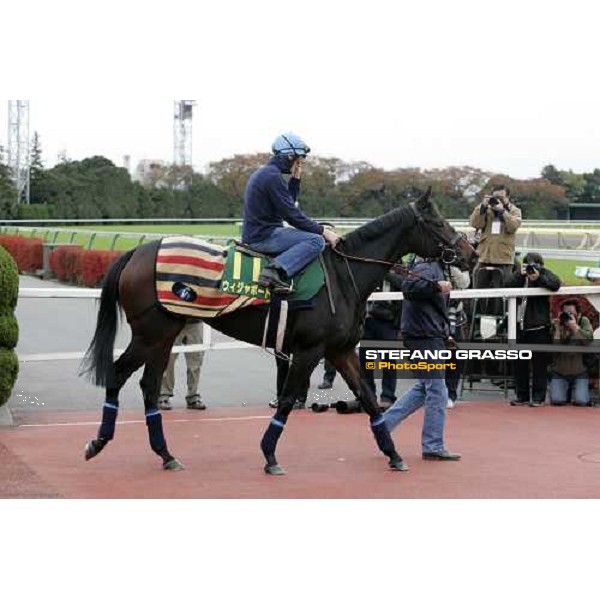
[{"xmin": 82, "ymin": 188, "xmax": 478, "ymax": 474}]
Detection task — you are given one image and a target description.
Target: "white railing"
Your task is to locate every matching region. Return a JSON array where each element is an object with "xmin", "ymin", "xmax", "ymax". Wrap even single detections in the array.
[{"xmin": 17, "ymin": 285, "xmax": 600, "ymax": 363}]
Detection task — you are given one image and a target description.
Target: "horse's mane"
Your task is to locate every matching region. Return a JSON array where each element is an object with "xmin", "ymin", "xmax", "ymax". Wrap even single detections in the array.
[{"xmin": 343, "ymin": 204, "xmax": 414, "ymax": 252}]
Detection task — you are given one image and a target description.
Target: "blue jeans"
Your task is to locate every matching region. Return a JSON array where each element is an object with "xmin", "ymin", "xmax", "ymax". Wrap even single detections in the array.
[
  {"xmin": 550, "ymin": 374, "xmax": 590, "ymax": 406},
  {"xmin": 249, "ymin": 227, "xmax": 325, "ymax": 277},
  {"xmin": 383, "ymin": 338, "xmax": 448, "ymax": 453}
]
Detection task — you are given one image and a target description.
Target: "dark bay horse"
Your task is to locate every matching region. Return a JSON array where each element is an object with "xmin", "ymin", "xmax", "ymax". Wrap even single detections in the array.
[{"xmin": 82, "ymin": 189, "xmax": 478, "ymax": 474}]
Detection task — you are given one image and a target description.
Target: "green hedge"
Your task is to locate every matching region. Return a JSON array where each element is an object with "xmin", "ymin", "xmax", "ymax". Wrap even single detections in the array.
[
  {"xmin": 0, "ymin": 244, "xmax": 18, "ymax": 312},
  {"xmin": 0, "ymin": 314, "xmax": 18, "ymax": 349},
  {"xmin": 0, "ymin": 246, "xmax": 19, "ymax": 407}
]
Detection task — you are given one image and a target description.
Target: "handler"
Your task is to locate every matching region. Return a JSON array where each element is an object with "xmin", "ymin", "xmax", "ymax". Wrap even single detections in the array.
[{"xmin": 383, "ymin": 257, "xmax": 463, "ymax": 464}]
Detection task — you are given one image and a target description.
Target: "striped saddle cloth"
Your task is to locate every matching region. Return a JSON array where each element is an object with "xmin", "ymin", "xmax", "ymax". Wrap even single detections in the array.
[
  {"xmin": 155, "ymin": 236, "xmax": 325, "ymax": 319},
  {"xmin": 155, "ymin": 236, "xmax": 269, "ymax": 319}
]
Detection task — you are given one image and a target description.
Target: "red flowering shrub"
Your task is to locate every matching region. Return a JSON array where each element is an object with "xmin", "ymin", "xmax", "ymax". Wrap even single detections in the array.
[
  {"xmin": 0, "ymin": 235, "xmax": 44, "ymax": 272},
  {"xmin": 80, "ymin": 250, "xmax": 122, "ymax": 287},
  {"xmin": 49, "ymin": 245, "xmax": 85, "ymax": 283}
]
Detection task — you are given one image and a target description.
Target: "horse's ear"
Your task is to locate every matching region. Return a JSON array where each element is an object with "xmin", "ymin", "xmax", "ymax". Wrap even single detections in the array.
[{"xmin": 416, "ymin": 186, "xmax": 432, "ymax": 208}]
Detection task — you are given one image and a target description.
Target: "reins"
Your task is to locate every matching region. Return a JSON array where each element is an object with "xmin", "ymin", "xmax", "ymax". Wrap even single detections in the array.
[{"xmin": 330, "ymin": 200, "xmax": 465, "ymax": 286}]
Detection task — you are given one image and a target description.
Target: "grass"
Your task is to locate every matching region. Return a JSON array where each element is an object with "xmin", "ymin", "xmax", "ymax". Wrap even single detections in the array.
[{"xmin": 543, "ymin": 258, "xmax": 597, "ymax": 286}]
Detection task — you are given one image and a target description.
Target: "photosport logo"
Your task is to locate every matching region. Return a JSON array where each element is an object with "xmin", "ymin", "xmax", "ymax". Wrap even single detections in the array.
[{"xmin": 360, "ymin": 345, "xmax": 533, "ymax": 379}]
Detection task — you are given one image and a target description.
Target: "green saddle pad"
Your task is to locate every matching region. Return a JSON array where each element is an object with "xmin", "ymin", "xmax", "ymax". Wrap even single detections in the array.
[{"xmin": 220, "ymin": 243, "xmax": 325, "ymax": 301}]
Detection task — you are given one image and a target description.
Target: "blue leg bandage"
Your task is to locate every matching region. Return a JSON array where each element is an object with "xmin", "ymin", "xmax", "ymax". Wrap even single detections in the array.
[
  {"xmin": 371, "ymin": 415, "xmax": 396, "ymax": 457},
  {"xmin": 98, "ymin": 402, "xmax": 119, "ymax": 440},
  {"xmin": 260, "ymin": 416, "xmax": 286, "ymax": 458},
  {"xmin": 146, "ymin": 410, "xmax": 167, "ymax": 454}
]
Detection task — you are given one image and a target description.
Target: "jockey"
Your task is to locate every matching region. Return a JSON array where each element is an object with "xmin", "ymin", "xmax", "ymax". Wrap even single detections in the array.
[{"xmin": 242, "ymin": 132, "xmax": 341, "ymax": 293}]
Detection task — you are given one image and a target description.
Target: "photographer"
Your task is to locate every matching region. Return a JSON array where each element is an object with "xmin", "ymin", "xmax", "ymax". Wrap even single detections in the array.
[
  {"xmin": 445, "ymin": 265, "xmax": 471, "ymax": 408},
  {"xmin": 504, "ymin": 252, "xmax": 561, "ymax": 407},
  {"xmin": 469, "ymin": 185, "xmax": 522, "ymax": 295},
  {"xmin": 549, "ymin": 300, "xmax": 593, "ymax": 407}
]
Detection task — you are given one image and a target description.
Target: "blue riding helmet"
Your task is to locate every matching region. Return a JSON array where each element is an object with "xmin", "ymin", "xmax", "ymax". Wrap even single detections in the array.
[{"xmin": 271, "ymin": 132, "xmax": 311, "ymax": 157}]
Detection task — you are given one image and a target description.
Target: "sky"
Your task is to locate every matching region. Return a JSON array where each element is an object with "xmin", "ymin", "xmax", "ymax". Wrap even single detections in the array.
[{"xmin": 3, "ymin": 0, "xmax": 600, "ymax": 181}]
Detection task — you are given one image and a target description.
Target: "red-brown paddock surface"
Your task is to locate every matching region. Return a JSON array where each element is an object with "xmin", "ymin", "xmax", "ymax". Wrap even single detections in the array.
[{"xmin": 1, "ymin": 402, "xmax": 599, "ymax": 499}]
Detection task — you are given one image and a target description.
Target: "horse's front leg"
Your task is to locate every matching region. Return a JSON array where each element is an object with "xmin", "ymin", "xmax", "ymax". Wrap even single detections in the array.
[
  {"xmin": 260, "ymin": 347, "xmax": 323, "ymax": 475},
  {"xmin": 330, "ymin": 349, "xmax": 408, "ymax": 472}
]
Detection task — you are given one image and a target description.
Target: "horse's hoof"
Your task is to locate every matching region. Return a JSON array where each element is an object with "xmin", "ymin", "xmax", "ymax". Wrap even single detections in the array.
[
  {"xmin": 389, "ymin": 458, "xmax": 409, "ymax": 472},
  {"xmin": 264, "ymin": 463, "xmax": 286, "ymax": 476},
  {"xmin": 84, "ymin": 441, "xmax": 99, "ymax": 461},
  {"xmin": 163, "ymin": 458, "xmax": 185, "ymax": 471}
]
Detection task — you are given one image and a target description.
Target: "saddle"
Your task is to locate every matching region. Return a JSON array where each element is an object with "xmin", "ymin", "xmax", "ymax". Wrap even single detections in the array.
[{"xmin": 155, "ymin": 236, "xmax": 325, "ymax": 319}]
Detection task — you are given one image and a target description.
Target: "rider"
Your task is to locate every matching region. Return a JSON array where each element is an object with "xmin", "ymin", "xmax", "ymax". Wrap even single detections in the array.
[{"xmin": 242, "ymin": 132, "xmax": 341, "ymax": 293}]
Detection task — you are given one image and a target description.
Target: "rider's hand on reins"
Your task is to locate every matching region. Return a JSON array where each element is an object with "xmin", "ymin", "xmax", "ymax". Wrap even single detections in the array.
[{"xmin": 323, "ymin": 228, "xmax": 341, "ymax": 247}]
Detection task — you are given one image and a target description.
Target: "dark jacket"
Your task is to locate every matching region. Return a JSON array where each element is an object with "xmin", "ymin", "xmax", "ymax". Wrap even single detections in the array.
[
  {"xmin": 367, "ymin": 270, "xmax": 405, "ymax": 327},
  {"xmin": 242, "ymin": 155, "xmax": 324, "ymax": 244},
  {"xmin": 504, "ymin": 268, "xmax": 561, "ymax": 330},
  {"xmin": 401, "ymin": 261, "xmax": 450, "ymax": 340}
]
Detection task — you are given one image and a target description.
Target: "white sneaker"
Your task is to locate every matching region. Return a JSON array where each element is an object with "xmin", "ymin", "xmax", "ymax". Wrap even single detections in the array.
[{"xmin": 447, "ymin": 398, "xmax": 456, "ymax": 409}]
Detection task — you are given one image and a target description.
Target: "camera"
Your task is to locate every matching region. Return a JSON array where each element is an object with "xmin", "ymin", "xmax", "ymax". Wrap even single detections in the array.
[
  {"xmin": 525, "ymin": 263, "xmax": 540, "ymax": 275},
  {"xmin": 488, "ymin": 197, "xmax": 500, "ymax": 207},
  {"xmin": 559, "ymin": 310, "xmax": 573, "ymax": 325}
]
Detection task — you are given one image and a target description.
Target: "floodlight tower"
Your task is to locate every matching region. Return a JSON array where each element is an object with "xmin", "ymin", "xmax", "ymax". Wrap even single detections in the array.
[
  {"xmin": 7, "ymin": 100, "xmax": 30, "ymax": 204},
  {"xmin": 173, "ymin": 100, "xmax": 195, "ymax": 172}
]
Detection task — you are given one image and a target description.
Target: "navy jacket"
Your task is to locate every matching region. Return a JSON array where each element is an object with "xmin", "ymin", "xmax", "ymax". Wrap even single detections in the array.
[
  {"xmin": 401, "ymin": 261, "xmax": 450, "ymax": 340},
  {"xmin": 242, "ymin": 156, "xmax": 324, "ymax": 244}
]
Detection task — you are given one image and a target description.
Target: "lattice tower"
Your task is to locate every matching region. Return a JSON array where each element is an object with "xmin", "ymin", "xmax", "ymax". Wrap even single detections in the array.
[{"xmin": 7, "ymin": 100, "xmax": 30, "ymax": 204}]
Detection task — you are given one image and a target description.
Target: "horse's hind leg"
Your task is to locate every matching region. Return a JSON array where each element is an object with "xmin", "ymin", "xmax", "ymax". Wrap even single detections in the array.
[
  {"xmin": 85, "ymin": 337, "xmax": 147, "ymax": 461},
  {"xmin": 330, "ymin": 349, "xmax": 407, "ymax": 472},
  {"xmin": 139, "ymin": 341, "xmax": 184, "ymax": 471},
  {"xmin": 260, "ymin": 347, "xmax": 323, "ymax": 475}
]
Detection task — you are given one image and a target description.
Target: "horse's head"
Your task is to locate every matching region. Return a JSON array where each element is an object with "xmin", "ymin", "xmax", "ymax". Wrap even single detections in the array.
[{"xmin": 409, "ymin": 188, "xmax": 478, "ymax": 272}]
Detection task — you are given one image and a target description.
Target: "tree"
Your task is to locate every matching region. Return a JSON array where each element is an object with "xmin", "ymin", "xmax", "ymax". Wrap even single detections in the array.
[
  {"xmin": 207, "ymin": 154, "xmax": 268, "ymax": 218},
  {"xmin": 29, "ymin": 131, "xmax": 51, "ymax": 207},
  {"xmin": 581, "ymin": 169, "xmax": 600, "ymax": 203},
  {"xmin": 0, "ymin": 162, "xmax": 17, "ymax": 219}
]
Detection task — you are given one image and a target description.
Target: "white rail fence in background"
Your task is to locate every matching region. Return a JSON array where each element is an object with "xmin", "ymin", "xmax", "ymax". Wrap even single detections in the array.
[
  {"xmin": 17, "ymin": 286, "xmax": 600, "ymax": 363},
  {"xmin": 5, "ymin": 221, "xmax": 600, "ymax": 253}
]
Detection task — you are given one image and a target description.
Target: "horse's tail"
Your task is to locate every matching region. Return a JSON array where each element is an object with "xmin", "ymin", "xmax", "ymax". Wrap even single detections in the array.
[{"xmin": 81, "ymin": 249, "xmax": 136, "ymax": 387}]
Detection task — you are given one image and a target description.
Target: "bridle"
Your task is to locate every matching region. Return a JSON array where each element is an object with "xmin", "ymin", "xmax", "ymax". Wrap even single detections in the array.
[
  {"xmin": 409, "ymin": 202, "xmax": 466, "ymax": 266},
  {"xmin": 332, "ymin": 201, "xmax": 467, "ymax": 274}
]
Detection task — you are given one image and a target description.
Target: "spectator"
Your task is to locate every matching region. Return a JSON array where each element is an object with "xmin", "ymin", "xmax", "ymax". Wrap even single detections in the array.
[
  {"xmin": 549, "ymin": 300, "xmax": 594, "ymax": 406},
  {"xmin": 470, "ymin": 185, "xmax": 522, "ymax": 283},
  {"xmin": 504, "ymin": 252, "xmax": 561, "ymax": 407},
  {"xmin": 382, "ymin": 257, "xmax": 461, "ymax": 463},
  {"xmin": 317, "ymin": 359, "xmax": 337, "ymax": 389},
  {"xmin": 158, "ymin": 321, "xmax": 206, "ymax": 410},
  {"xmin": 470, "ymin": 185, "xmax": 522, "ymax": 316},
  {"xmin": 445, "ymin": 265, "xmax": 471, "ymax": 408}
]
